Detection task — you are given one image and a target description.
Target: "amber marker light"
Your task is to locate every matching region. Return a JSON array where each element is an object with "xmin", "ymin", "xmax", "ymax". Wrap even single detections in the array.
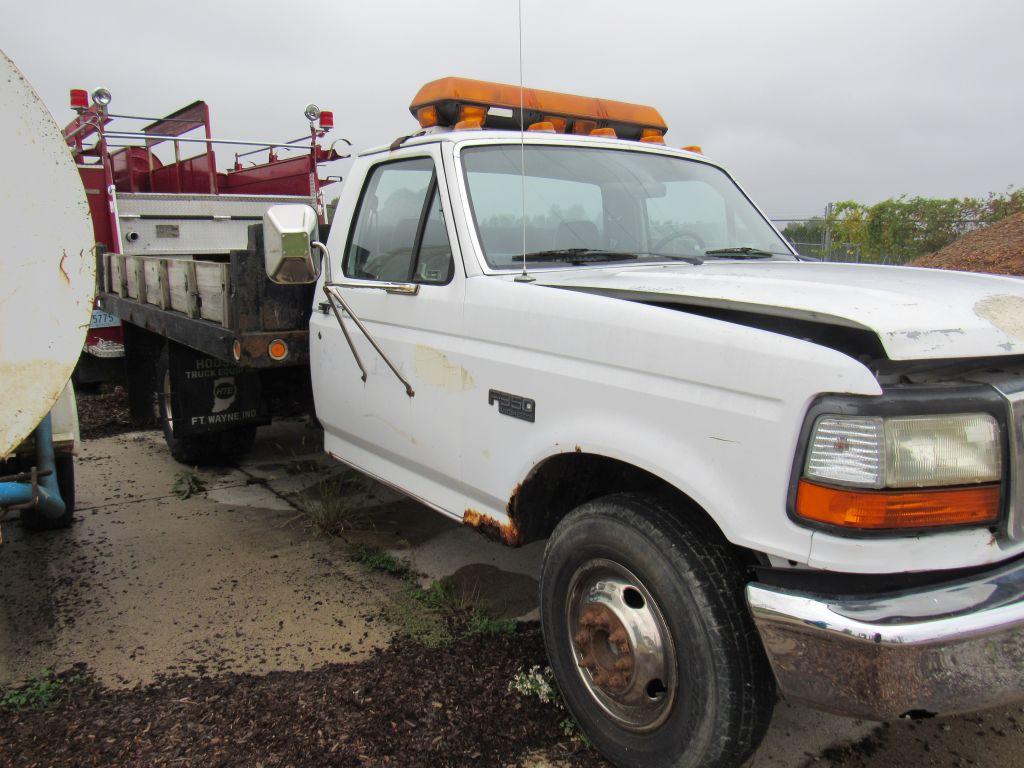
[
  {"xmin": 528, "ymin": 121, "xmax": 556, "ymax": 132},
  {"xmin": 590, "ymin": 127, "xmax": 617, "ymax": 137},
  {"xmin": 416, "ymin": 105, "xmax": 439, "ymax": 128},
  {"xmin": 458, "ymin": 104, "xmax": 488, "ymax": 124},
  {"xmin": 268, "ymin": 339, "xmax": 289, "ymax": 361},
  {"xmin": 682, "ymin": 145, "xmax": 703, "ymax": 153},
  {"xmin": 542, "ymin": 115, "xmax": 567, "ymax": 132},
  {"xmin": 795, "ymin": 479, "xmax": 1000, "ymax": 530}
]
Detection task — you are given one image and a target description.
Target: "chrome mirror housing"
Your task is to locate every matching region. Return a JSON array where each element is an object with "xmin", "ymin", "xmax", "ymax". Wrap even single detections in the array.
[{"xmin": 263, "ymin": 204, "xmax": 321, "ymax": 285}]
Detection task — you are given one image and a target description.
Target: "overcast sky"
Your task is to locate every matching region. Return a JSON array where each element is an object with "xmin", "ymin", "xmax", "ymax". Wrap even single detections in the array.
[{"xmin": 4, "ymin": 0, "xmax": 1022, "ymax": 219}]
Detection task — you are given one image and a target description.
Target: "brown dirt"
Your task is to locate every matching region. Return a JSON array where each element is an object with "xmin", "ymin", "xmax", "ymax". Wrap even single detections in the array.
[
  {"xmin": 77, "ymin": 386, "xmax": 139, "ymax": 439},
  {"xmin": 912, "ymin": 211, "xmax": 1024, "ymax": 275},
  {"xmin": 811, "ymin": 708, "xmax": 1024, "ymax": 767},
  {"xmin": 0, "ymin": 625, "xmax": 600, "ymax": 768}
]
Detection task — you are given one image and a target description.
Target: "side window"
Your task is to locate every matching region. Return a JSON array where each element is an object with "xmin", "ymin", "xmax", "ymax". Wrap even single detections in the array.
[
  {"xmin": 413, "ymin": 189, "xmax": 454, "ymax": 284},
  {"xmin": 344, "ymin": 157, "xmax": 454, "ymax": 284}
]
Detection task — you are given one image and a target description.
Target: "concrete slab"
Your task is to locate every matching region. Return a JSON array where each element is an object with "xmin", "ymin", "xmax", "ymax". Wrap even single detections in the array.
[{"xmin": 0, "ymin": 429, "xmax": 394, "ymax": 688}]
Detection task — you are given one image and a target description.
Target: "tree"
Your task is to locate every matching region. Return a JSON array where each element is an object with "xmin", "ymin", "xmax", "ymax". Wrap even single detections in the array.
[{"xmin": 821, "ymin": 189, "xmax": 1024, "ymax": 264}]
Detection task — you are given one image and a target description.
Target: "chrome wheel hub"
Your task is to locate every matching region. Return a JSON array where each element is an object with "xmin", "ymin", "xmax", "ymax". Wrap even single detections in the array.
[{"xmin": 566, "ymin": 558, "xmax": 677, "ymax": 731}]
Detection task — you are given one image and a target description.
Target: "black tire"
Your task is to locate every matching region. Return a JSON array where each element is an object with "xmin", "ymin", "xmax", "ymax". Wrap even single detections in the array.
[
  {"xmin": 20, "ymin": 454, "xmax": 75, "ymax": 531},
  {"xmin": 156, "ymin": 348, "xmax": 258, "ymax": 465},
  {"xmin": 540, "ymin": 492, "xmax": 775, "ymax": 768}
]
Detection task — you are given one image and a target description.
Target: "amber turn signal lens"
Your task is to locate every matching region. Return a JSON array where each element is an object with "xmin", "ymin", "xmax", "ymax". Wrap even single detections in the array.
[
  {"xmin": 458, "ymin": 104, "xmax": 488, "ymax": 123},
  {"xmin": 681, "ymin": 144, "xmax": 703, "ymax": 154},
  {"xmin": 416, "ymin": 105, "xmax": 438, "ymax": 128},
  {"xmin": 795, "ymin": 479, "xmax": 1000, "ymax": 530},
  {"xmin": 571, "ymin": 119, "xmax": 597, "ymax": 135},
  {"xmin": 528, "ymin": 121, "xmax": 556, "ymax": 132},
  {"xmin": 268, "ymin": 339, "xmax": 289, "ymax": 361},
  {"xmin": 542, "ymin": 115, "xmax": 567, "ymax": 132},
  {"xmin": 590, "ymin": 127, "xmax": 617, "ymax": 137}
]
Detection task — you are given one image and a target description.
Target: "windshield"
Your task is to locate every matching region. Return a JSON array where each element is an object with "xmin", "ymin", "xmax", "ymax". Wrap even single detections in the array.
[{"xmin": 460, "ymin": 144, "xmax": 794, "ymax": 269}]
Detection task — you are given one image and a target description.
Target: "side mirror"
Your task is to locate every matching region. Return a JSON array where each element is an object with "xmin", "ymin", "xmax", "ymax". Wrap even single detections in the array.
[{"xmin": 263, "ymin": 204, "xmax": 321, "ymax": 284}]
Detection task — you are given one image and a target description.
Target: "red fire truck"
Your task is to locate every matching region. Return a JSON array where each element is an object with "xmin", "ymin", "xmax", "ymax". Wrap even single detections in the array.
[{"xmin": 64, "ymin": 88, "xmax": 345, "ymax": 460}]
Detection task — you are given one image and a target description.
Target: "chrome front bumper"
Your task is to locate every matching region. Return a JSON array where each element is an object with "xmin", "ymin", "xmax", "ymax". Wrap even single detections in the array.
[{"xmin": 746, "ymin": 556, "xmax": 1024, "ymax": 720}]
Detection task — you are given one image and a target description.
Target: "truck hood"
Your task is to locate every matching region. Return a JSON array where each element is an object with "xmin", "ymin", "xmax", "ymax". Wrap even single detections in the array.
[{"xmin": 535, "ymin": 261, "xmax": 1024, "ymax": 361}]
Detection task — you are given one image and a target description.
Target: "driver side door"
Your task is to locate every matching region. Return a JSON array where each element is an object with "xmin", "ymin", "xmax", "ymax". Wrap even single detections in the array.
[{"xmin": 311, "ymin": 148, "xmax": 468, "ymax": 515}]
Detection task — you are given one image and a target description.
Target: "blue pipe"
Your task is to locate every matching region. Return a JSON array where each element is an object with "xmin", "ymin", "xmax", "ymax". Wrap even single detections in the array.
[{"xmin": 0, "ymin": 413, "xmax": 66, "ymax": 519}]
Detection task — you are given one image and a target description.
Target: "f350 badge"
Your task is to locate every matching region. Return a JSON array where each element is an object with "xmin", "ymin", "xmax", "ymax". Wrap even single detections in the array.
[{"xmin": 488, "ymin": 389, "xmax": 535, "ymax": 423}]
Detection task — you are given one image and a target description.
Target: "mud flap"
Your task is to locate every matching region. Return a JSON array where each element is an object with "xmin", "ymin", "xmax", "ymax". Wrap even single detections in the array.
[{"xmin": 167, "ymin": 344, "xmax": 269, "ymax": 437}]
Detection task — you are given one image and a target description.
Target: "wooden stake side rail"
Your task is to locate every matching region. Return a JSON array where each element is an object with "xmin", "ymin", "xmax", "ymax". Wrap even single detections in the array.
[{"xmin": 106, "ymin": 252, "xmax": 230, "ymax": 326}]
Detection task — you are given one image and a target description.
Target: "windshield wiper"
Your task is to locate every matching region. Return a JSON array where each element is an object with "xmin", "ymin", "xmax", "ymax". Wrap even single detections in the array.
[
  {"xmin": 704, "ymin": 246, "xmax": 777, "ymax": 259},
  {"xmin": 523, "ymin": 249, "xmax": 639, "ymax": 265},
  {"xmin": 523, "ymin": 248, "xmax": 704, "ymax": 266}
]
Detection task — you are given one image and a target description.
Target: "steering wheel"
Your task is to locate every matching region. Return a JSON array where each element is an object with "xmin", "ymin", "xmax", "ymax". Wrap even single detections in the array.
[{"xmin": 651, "ymin": 228, "xmax": 706, "ymax": 254}]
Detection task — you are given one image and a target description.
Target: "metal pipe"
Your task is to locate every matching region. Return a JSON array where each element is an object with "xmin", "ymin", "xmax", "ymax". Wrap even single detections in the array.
[
  {"xmin": 101, "ymin": 131, "xmax": 315, "ymax": 150},
  {"xmin": 0, "ymin": 414, "xmax": 66, "ymax": 519},
  {"xmin": 325, "ymin": 284, "xmax": 415, "ymax": 398},
  {"xmin": 234, "ymin": 135, "xmax": 313, "ymax": 159}
]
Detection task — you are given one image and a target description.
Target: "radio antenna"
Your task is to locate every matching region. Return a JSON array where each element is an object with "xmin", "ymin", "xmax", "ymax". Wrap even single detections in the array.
[{"xmin": 514, "ymin": 0, "xmax": 534, "ymax": 283}]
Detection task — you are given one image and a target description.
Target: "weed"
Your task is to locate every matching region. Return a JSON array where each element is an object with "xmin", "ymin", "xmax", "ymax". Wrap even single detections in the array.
[
  {"xmin": 172, "ymin": 470, "xmax": 206, "ymax": 499},
  {"xmin": 464, "ymin": 613, "xmax": 518, "ymax": 637},
  {"xmin": 509, "ymin": 665, "xmax": 589, "ymax": 745},
  {"xmin": 285, "ymin": 458, "xmax": 321, "ymax": 475},
  {"xmin": 349, "ymin": 548, "xmax": 520, "ymax": 646},
  {"xmin": 509, "ymin": 665, "xmax": 561, "ymax": 703},
  {"xmin": 0, "ymin": 669, "xmax": 82, "ymax": 711},
  {"xmin": 303, "ymin": 478, "xmax": 372, "ymax": 537},
  {"xmin": 350, "ymin": 545, "xmax": 414, "ymax": 578}
]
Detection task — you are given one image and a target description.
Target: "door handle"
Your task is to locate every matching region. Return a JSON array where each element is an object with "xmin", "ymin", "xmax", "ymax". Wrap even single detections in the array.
[
  {"xmin": 330, "ymin": 281, "xmax": 420, "ymax": 296},
  {"xmin": 384, "ymin": 284, "xmax": 420, "ymax": 296}
]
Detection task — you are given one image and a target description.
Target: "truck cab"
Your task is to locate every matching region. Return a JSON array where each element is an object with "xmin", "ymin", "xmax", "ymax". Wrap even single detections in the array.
[{"xmin": 271, "ymin": 77, "xmax": 1024, "ymax": 768}]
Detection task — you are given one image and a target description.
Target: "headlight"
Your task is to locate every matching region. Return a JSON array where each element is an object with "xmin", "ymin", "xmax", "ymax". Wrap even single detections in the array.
[{"xmin": 798, "ymin": 413, "xmax": 1001, "ymax": 531}]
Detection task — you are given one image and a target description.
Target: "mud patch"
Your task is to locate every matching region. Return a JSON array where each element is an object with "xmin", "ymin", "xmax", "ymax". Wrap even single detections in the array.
[{"xmin": 446, "ymin": 563, "xmax": 539, "ymax": 619}]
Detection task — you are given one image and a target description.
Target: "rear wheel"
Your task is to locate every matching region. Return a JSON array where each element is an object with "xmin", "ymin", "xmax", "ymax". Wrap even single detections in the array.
[
  {"xmin": 540, "ymin": 492, "xmax": 775, "ymax": 768},
  {"xmin": 20, "ymin": 453, "xmax": 75, "ymax": 531},
  {"xmin": 156, "ymin": 349, "xmax": 256, "ymax": 465}
]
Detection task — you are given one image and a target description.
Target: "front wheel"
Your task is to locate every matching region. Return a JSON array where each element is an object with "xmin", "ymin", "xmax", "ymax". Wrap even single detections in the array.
[{"xmin": 540, "ymin": 493, "xmax": 775, "ymax": 768}]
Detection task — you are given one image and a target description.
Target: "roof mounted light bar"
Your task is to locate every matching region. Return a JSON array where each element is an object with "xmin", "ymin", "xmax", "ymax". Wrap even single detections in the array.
[{"xmin": 409, "ymin": 76, "xmax": 667, "ymax": 142}]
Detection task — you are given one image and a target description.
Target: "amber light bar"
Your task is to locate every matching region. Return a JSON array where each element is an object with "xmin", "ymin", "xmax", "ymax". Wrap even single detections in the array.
[
  {"xmin": 795, "ymin": 479, "xmax": 1000, "ymax": 530},
  {"xmin": 409, "ymin": 76, "xmax": 667, "ymax": 141}
]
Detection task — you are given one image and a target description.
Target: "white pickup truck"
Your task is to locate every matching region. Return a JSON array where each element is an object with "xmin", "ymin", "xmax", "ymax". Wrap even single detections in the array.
[{"xmin": 263, "ymin": 77, "xmax": 1024, "ymax": 768}]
